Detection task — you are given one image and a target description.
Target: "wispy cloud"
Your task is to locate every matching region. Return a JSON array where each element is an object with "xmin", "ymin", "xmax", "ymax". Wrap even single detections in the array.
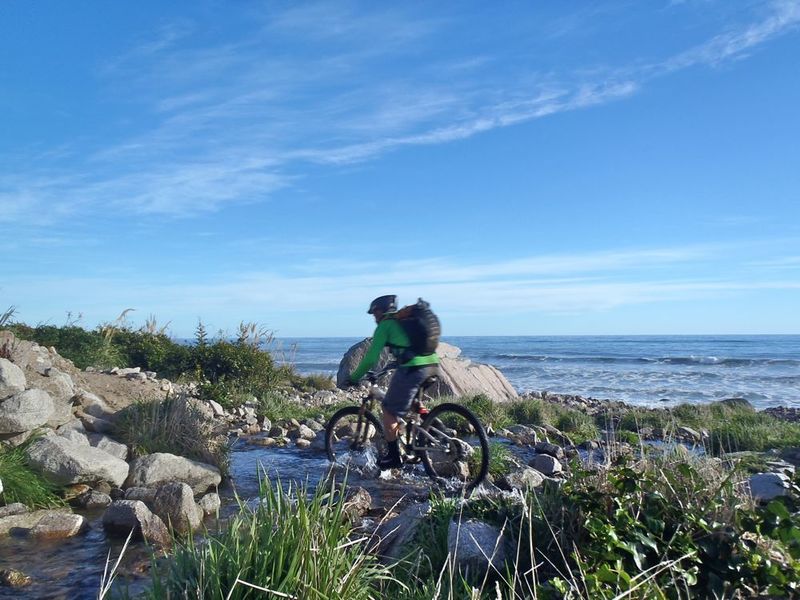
[{"xmin": 2, "ymin": 1, "xmax": 799, "ymax": 222}]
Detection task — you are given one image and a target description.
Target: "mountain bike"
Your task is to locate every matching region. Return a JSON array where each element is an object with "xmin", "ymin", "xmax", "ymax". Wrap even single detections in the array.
[{"xmin": 324, "ymin": 364, "xmax": 490, "ymax": 492}]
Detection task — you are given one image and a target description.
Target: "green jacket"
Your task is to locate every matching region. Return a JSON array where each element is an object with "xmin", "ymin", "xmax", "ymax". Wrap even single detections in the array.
[{"xmin": 349, "ymin": 316, "xmax": 439, "ymax": 382}]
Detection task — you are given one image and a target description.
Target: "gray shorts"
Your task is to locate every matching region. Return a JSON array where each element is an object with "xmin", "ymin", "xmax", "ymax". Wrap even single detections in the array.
[{"xmin": 383, "ymin": 365, "xmax": 440, "ymax": 417}]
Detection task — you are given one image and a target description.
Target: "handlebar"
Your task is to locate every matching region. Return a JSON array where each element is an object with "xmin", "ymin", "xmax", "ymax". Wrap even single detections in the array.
[{"xmin": 365, "ymin": 362, "xmax": 398, "ymax": 384}]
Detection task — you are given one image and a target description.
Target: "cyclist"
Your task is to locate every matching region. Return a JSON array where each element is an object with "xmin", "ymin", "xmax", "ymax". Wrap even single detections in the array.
[{"xmin": 347, "ymin": 294, "xmax": 440, "ymax": 469}]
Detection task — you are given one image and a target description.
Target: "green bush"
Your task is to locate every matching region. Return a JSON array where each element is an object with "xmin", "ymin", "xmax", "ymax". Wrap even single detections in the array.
[
  {"xmin": 506, "ymin": 398, "xmax": 545, "ymax": 425},
  {"xmin": 0, "ymin": 439, "xmax": 64, "ymax": 508},
  {"xmin": 113, "ymin": 396, "xmax": 230, "ymax": 475},
  {"xmin": 459, "ymin": 394, "xmax": 512, "ymax": 429}
]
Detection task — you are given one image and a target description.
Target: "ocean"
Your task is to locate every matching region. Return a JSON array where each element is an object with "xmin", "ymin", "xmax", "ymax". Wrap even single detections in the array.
[{"xmin": 271, "ymin": 335, "xmax": 800, "ymax": 409}]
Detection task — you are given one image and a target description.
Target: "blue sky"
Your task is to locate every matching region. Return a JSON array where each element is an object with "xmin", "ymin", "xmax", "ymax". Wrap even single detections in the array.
[{"xmin": 1, "ymin": 0, "xmax": 799, "ymax": 337}]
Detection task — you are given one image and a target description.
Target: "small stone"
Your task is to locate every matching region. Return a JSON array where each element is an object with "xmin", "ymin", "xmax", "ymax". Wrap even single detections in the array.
[
  {"xmin": 0, "ymin": 568, "xmax": 31, "ymax": 587},
  {"xmin": 529, "ymin": 454, "xmax": 563, "ymax": 476},
  {"xmin": 197, "ymin": 492, "xmax": 221, "ymax": 516},
  {"xmin": 295, "ymin": 439, "xmax": 311, "ymax": 449},
  {"xmin": 30, "ymin": 512, "xmax": 88, "ymax": 539}
]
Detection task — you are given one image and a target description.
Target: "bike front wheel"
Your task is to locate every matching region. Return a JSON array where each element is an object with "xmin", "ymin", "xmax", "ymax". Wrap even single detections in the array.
[
  {"xmin": 325, "ymin": 406, "xmax": 386, "ymax": 470},
  {"xmin": 417, "ymin": 403, "xmax": 489, "ymax": 493}
]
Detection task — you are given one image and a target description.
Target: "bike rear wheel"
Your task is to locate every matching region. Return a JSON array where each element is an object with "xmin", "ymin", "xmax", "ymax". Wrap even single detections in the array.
[
  {"xmin": 417, "ymin": 403, "xmax": 489, "ymax": 493},
  {"xmin": 325, "ymin": 406, "xmax": 386, "ymax": 470}
]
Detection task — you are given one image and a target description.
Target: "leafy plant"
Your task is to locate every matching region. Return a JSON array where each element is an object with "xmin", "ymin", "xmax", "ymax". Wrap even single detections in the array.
[{"xmin": 0, "ymin": 439, "xmax": 64, "ymax": 508}]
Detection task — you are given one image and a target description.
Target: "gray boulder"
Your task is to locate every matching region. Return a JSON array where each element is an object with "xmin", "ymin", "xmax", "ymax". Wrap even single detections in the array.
[
  {"xmin": 748, "ymin": 473, "xmax": 791, "ymax": 503},
  {"xmin": 372, "ymin": 501, "xmax": 431, "ymax": 561},
  {"xmin": 87, "ymin": 433, "xmax": 129, "ymax": 461},
  {"xmin": 25, "ymin": 434, "xmax": 129, "ymax": 487},
  {"xmin": 337, "ymin": 341, "xmax": 518, "ymax": 402},
  {"xmin": 152, "ymin": 482, "xmax": 201, "ymax": 533},
  {"xmin": 0, "ymin": 388, "xmax": 54, "ymax": 433},
  {"xmin": 102, "ymin": 500, "xmax": 170, "ymax": 547},
  {"xmin": 0, "ymin": 358, "xmax": 26, "ymax": 399},
  {"xmin": 497, "ymin": 467, "xmax": 546, "ymax": 492},
  {"xmin": 448, "ymin": 520, "xmax": 507, "ymax": 579},
  {"xmin": 529, "ymin": 454, "xmax": 563, "ymax": 476},
  {"xmin": 125, "ymin": 453, "xmax": 221, "ymax": 495}
]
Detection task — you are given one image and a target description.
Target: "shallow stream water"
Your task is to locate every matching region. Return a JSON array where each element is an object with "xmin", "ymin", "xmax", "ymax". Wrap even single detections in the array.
[{"xmin": 0, "ymin": 439, "xmax": 457, "ymax": 600}]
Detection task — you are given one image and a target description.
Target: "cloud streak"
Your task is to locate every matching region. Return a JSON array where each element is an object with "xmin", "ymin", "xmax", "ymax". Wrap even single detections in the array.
[{"xmin": 2, "ymin": 1, "xmax": 799, "ymax": 222}]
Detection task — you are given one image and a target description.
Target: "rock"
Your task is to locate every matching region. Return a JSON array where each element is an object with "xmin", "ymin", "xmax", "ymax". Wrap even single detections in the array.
[
  {"xmin": 295, "ymin": 438, "xmax": 311, "ymax": 449},
  {"xmin": 87, "ymin": 433, "xmax": 129, "ymax": 461},
  {"xmin": 372, "ymin": 501, "xmax": 430, "ymax": 561},
  {"xmin": 748, "ymin": 473, "xmax": 791, "ymax": 503},
  {"xmin": 152, "ymin": 482, "xmax": 201, "ymax": 534},
  {"xmin": 677, "ymin": 426, "xmax": 702, "ymax": 444},
  {"xmin": 497, "ymin": 467, "xmax": 546, "ymax": 492},
  {"xmin": 197, "ymin": 493, "xmax": 221, "ymax": 516},
  {"xmin": 288, "ymin": 424, "xmax": 316, "ymax": 440},
  {"xmin": 305, "ymin": 419, "xmax": 324, "ymax": 432},
  {"xmin": 63, "ymin": 484, "xmax": 92, "ymax": 501},
  {"xmin": 102, "ymin": 500, "xmax": 170, "ymax": 547},
  {"xmin": 342, "ymin": 487, "xmax": 372, "ymax": 522},
  {"xmin": 207, "ymin": 399, "xmax": 226, "ymax": 417},
  {"xmin": 447, "ymin": 520, "xmax": 507, "ymax": 579},
  {"xmin": 58, "ymin": 427, "xmax": 91, "ymax": 446},
  {"xmin": 41, "ymin": 367, "xmax": 75, "ymax": 403},
  {"xmin": 29, "ymin": 512, "xmax": 88, "ymax": 539},
  {"xmin": 337, "ymin": 341, "xmax": 518, "ymax": 402},
  {"xmin": 534, "ymin": 442, "xmax": 565, "ymax": 459},
  {"xmin": 269, "ymin": 425, "xmax": 287, "ymax": 438},
  {"xmin": 529, "ymin": 454, "xmax": 563, "ymax": 476},
  {"xmin": 0, "ymin": 508, "xmax": 72, "ymax": 537},
  {"xmin": 0, "ymin": 568, "xmax": 32, "ymax": 587},
  {"xmin": 260, "ymin": 416, "xmax": 272, "ymax": 432},
  {"xmin": 252, "ymin": 437, "xmax": 277, "ymax": 447},
  {"xmin": 75, "ymin": 490, "xmax": 113, "ymax": 509},
  {"xmin": 125, "ymin": 453, "xmax": 221, "ymax": 495},
  {"xmin": 0, "ymin": 388, "xmax": 54, "ymax": 433},
  {"xmin": 718, "ymin": 397, "xmax": 753, "ymax": 410},
  {"xmin": 0, "ymin": 503, "xmax": 29, "ymax": 518},
  {"xmin": 779, "ymin": 447, "xmax": 800, "ymax": 467},
  {"xmin": 26, "ymin": 434, "xmax": 130, "ymax": 487},
  {"xmin": 125, "ymin": 487, "xmax": 157, "ymax": 503},
  {"xmin": 74, "ymin": 390, "xmax": 115, "ymax": 420},
  {"xmin": 77, "ymin": 410, "xmax": 115, "ymax": 434},
  {"xmin": 0, "ymin": 358, "xmax": 26, "ymax": 399}
]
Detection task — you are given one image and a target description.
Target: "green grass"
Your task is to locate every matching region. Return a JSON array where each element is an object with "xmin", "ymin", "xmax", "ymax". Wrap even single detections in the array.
[
  {"xmin": 113, "ymin": 396, "xmax": 230, "ymax": 475},
  {"xmin": 142, "ymin": 476, "xmax": 395, "ymax": 600},
  {"xmin": 0, "ymin": 439, "xmax": 64, "ymax": 508},
  {"xmin": 486, "ymin": 442, "xmax": 515, "ymax": 478}
]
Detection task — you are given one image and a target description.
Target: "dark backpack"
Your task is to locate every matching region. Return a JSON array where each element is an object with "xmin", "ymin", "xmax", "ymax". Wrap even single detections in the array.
[{"xmin": 395, "ymin": 298, "xmax": 441, "ymax": 357}]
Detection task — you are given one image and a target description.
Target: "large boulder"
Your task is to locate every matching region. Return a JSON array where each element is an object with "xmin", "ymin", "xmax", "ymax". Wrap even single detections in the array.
[
  {"xmin": 102, "ymin": 500, "xmax": 170, "ymax": 547},
  {"xmin": 25, "ymin": 434, "xmax": 130, "ymax": 487},
  {"xmin": 0, "ymin": 358, "xmax": 26, "ymax": 399},
  {"xmin": 337, "ymin": 341, "xmax": 518, "ymax": 402},
  {"xmin": 152, "ymin": 482, "xmax": 202, "ymax": 533},
  {"xmin": 0, "ymin": 389, "xmax": 54, "ymax": 433},
  {"xmin": 447, "ymin": 520, "xmax": 507, "ymax": 579},
  {"xmin": 125, "ymin": 453, "xmax": 221, "ymax": 495}
]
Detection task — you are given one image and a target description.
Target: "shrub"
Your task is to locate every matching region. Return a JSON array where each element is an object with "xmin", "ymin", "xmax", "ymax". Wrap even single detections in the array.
[
  {"xmin": 143, "ymin": 477, "xmax": 394, "ymax": 599},
  {"xmin": 459, "ymin": 394, "xmax": 512, "ymax": 429},
  {"xmin": 549, "ymin": 406, "xmax": 599, "ymax": 444},
  {"xmin": 506, "ymin": 398, "xmax": 545, "ymax": 425},
  {"xmin": 0, "ymin": 439, "xmax": 64, "ymax": 508},
  {"xmin": 113, "ymin": 396, "xmax": 230, "ymax": 475}
]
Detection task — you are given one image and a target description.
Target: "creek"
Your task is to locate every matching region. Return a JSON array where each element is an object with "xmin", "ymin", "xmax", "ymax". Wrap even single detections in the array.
[{"xmin": 0, "ymin": 438, "xmax": 462, "ymax": 600}]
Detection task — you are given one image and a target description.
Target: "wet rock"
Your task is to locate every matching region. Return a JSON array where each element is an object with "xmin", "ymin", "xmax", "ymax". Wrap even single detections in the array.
[
  {"xmin": 30, "ymin": 512, "xmax": 88, "ymax": 539},
  {"xmin": 125, "ymin": 453, "xmax": 221, "ymax": 495},
  {"xmin": 153, "ymin": 482, "xmax": 201, "ymax": 533},
  {"xmin": 497, "ymin": 467, "xmax": 546, "ymax": 492},
  {"xmin": 447, "ymin": 520, "xmax": 507, "ymax": 579},
  {"xmin": 269, "ymin": 425, "xmax": 287, "ymax": 438},
  {"xmin": 197, "ymin": 492, "xmax": 221, "ymax": 516},
  {"xmin": 342, "ymin": 487, "xmax": 372, "ymax": 522},
  {"xmin": 0, "ymin": 358, "xmax": 26, "ymax": 399},
  {"xmin": 502, "ymin": 425, "xmax": 538, "ymax": 445},
  {"xmin": 295, "ymin": 438, "xmax": 311, "ymax": 449},
  {"xmin": 252, "ymin": 437, "xmax": 277, "ymax": 447},
  {"xmin": 25, "ymin": 434, "xmax": 129, "ymax": 487},
  {"xmin": 677, "ymin": 426, "xmax": 702, "ymax": 444},
  {"xmin": 0, "ymin": 388, "xmax": 54, "ymax": 433},
  {"xmin": 0, "ymin": 568, "xmax": 32, "ymax": 587},
  {"xmin": 102, "ymin": 500, "xmax": 170, "ymax": 547},
  {"xmin": 748, "ymin": 473, "xmax": 791, "ymax": 503},
  {"xmin": 530, "ymin": 454, "xmax": 562, "ymax": 476}
]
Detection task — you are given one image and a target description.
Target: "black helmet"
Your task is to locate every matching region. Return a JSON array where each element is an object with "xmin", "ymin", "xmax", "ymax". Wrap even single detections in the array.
[{"xmin": 367, "ymin": 295, "xmax": 397, "ymax": 315}]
